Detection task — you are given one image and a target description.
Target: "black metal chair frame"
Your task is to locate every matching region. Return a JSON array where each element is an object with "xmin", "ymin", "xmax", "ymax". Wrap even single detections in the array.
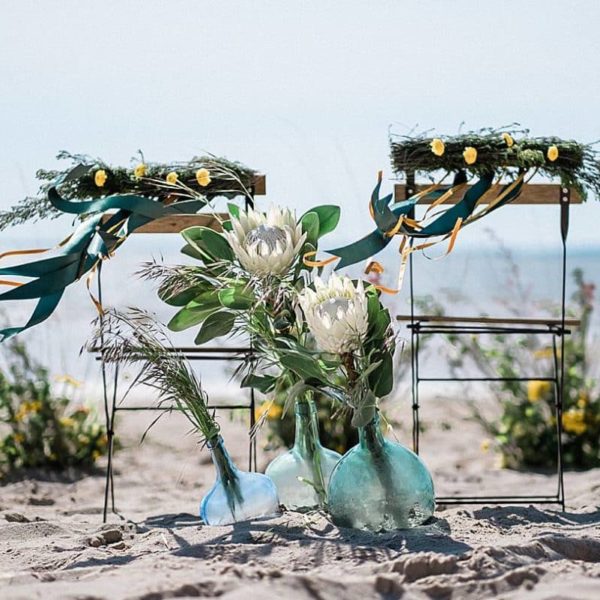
[
  {"xmin": 93, "ymin": 190, "xmax": 258, "ymax": 523},
  {"xmin": 400, "ymin": 176, "xmax": 574, "ymax": 509}
]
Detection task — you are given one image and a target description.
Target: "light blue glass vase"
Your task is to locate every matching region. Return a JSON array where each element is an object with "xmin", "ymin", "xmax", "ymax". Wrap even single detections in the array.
[
  {"xmin": 200, "ymin": 436, "xmax": 280, "ymax": 525},
  {"xmin": 265, "ymin": 398, "xmax": 341, "ymax": 510},
  {"xmin": 327, "ymin": 412, "xmax": 435, "ymax": 531}
]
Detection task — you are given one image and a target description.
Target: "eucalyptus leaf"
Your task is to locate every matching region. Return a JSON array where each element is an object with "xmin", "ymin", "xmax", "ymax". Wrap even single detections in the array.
[
  {"xmin": 218, "ymin": 285, "xmax": 254, "ymax": 310},
  {"xmin": 167, "ymin": 304, "xmax": 220, "ymax": 332},
  {"xmin": 194, "ymin": 311, "xmax": 236, "ymax": 345},
  {"xmin": 300, "ymin": 211, "xmax": 320, "ymax": 248},
  {"xmin": 302, "ymin": 205, "xmax": 341, "ymax": 238},
  {"xmin": 240, "ymin": 373, "xmax": 276, "ymax": 394}
]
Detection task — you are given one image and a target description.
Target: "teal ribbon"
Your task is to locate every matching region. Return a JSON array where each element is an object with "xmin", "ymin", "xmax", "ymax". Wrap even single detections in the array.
[
  {"xmin": 0, "ymin": 187, "xmax": 206, "ymax": 341},
  {"xmin": 328, "ymin": 173, "xmax": 523, "ymax": 269}
]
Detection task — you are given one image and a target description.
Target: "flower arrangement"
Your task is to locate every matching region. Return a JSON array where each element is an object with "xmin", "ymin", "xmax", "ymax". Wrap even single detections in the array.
[
  {"xmin": 0, "ymin": 338, "xmax": 107, "ymax": 477},
  {"xmin": 90, "ymin": 309, "xmax": 279, "ymax": 525},
  {"xmin": 0, "ymin": 151, "xmax": 257, "ymax": 231},
  {"xmin": 390, "ymin": 127, "xmax": 600, "ymax": 199}
]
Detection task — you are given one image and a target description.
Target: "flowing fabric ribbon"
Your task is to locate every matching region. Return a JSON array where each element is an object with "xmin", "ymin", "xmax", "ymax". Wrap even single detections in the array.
[
  {"xmin": 327, "ymin": 171, "xmax": 525, "ymax": 270},
  {"xmin": 0, "ymin": 184, "xmax": 206, "ymax": 341}
]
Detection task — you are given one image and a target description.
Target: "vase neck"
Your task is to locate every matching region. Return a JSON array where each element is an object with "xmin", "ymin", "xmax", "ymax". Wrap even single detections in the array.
[
  {"xmin": 293, "ymin": 398, "xmax": 322, "ymax": 455},
  {"xmin": 359, "ymin": 413, "xmax": 386, "ymax": 452},
  {"xmin": 208, "ymin": 436, "xmax": 238, "ymax": 481}
]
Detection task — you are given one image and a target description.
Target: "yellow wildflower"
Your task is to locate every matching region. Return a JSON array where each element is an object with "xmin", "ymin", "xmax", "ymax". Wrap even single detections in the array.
[
  {"xmin": 255, "ymin": 401, "xmax": 283, "ymax": 421},
  {"xmin": 480, "ymin": 438, "xmax": 491, "ymax": 452},
  {"xmin": 59, "ymin": 416, "xmax": 76, "ymax": 428},
  {"xmin": 547, "ymin": 145, "xmax": 559, "ymax": 162},
  {"xmin": 533, "ymin": 347, "xmax": 554, "ymax": 360},
  {"xmin": 527, "ymin": 380, "xmax": 552, "ymax": 402},
  {"xmin": 463, "ymin": 147, "xmax": 478, "ymax": 165},
  {"xmin": 196, "ymin": 168, "xmax": 212, "ymax": 187},
  {"xmin": 94, "ymin": 169, "xmax": 107, "ymax": 187},
  {"xmin": 134, "ymin": 163, "xmax": 147, "ymax": 179},
  {"xmin": 577, "ymin": 391, "xmax": 589, "ymax": 409},
  {"xmin": 166, "ymin": 171, "xmax": 178, "ymax": 185},
  {"xmin": 430, "ymin": 138, "xmax": 445, "ymax": 157},
  {"xmin": 13, "ymin": 432, "xmax": 25, "ymax": 444},
  {"xmin": 502, "ymin": 132, "xmax": 514, "ymax": 148},
  {"xmin": 562, "ymin": 408, "xmax": 587, "ymax": 435},
  {"xmin": 92, "ymin": 450, "xmax": 101, "ymax": 461},
  {"xmin": 54, "ymin": 374, "xmax": 83, "ymax": 388}
]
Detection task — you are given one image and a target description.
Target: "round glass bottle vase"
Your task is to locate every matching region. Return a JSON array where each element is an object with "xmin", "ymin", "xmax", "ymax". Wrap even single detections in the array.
[
  {"xmin": 327, "ymin": 412, "xmax": 435, "ymax": 531},
  {"xmin": 266, "ymin": 397, "xmax": 341, "ymax": 510},
  {"xmin": 200, "ymin": 436, "xmax": 280, "ymax": 526}
]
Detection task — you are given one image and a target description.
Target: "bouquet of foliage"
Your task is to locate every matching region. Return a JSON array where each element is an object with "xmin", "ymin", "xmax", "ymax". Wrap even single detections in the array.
[{"xmin": 0, "ymin": 338, "xmax": 107, "ymax": 477}]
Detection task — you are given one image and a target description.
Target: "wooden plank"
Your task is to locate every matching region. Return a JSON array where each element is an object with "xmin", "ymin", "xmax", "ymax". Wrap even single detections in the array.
[
  {"xmin": 102, "ymin": 174, "xmax": 266, "ymax": 234},
  {"xmin": 396, "ymin": 314, "xmax": 581, "ymax": 327},
  {"xmin": 394, "ymin": 183, "xmax": 582, "ymax": 204},
  {"xmin": 134, "ymin": 213, "xmax": 228, "ymax": 233}
]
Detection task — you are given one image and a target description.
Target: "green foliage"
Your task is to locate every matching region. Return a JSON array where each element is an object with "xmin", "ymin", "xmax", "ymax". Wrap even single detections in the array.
[
  {"xmin": 390, "ymin": 126, "xmax": 600, "ymax": 200},
  {"xmin": 0, "ymin": 339, "xmax": 107, "ymax": 477},
  {"xmin": 439, "ymin": 268, "xmax": 600, "ymax": 470},
  {"xmin": 0, "ymin": 151, "xmax": 257, "ymax": 232}
]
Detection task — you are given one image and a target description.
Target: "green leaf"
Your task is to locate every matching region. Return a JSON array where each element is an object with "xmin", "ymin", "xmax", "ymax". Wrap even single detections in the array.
[
  {"xmin": 300, "ymin": 211, "xmax": 320, "ymax": 248},
  {"xmin": 180, "ymin": 243, "xmax": 205, "ymax": 261},
  {"xmin": 279, "ymin": 352, "xmax": 330, "ymax": 385},
  {"xmin": 167, "ymin": 304, "xmax": 220, "ymax": 332},
  {"xmin": 240, "ymin": 373, "xmax": 276, "ymax": 394},
  {"xmin": 227, "ymin": 203, "xmax": 240, "ymax": 219},
  {"xmin": 302, "ymin": 205, "xmax": 341, "ymax": 238},
  {"xmin": 194, "ymin": 311, "xmax": 236, "ymax": 345},
  {"xmin": 218, "ymin": 285, "xmax": 254, "ymax": 310},
  {"xmin": 159, "ymin": 285, "xmax": 207, "ymax": 307},
  {"xmin": 370, "ymin": 352, "xmax": 394, "ymax": 398},
  {"xmin": 181, "ymin": 226, "xmax": 234, "ymax": 262}
]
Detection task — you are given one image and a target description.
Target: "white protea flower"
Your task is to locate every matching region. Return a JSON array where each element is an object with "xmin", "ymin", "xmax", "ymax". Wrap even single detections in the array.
[
  {"xmin": 298, "ymin": 274, "xmax": 369, "ymax": 354},
  {"xmin": 225, "ymin": 205, "xmax": 306, "ymax": 277}
]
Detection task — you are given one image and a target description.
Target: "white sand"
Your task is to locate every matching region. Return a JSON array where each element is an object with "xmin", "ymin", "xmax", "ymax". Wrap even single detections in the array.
[{"xmin": 1, "ymin": 399, "xmax": 599, "ymax": 600}]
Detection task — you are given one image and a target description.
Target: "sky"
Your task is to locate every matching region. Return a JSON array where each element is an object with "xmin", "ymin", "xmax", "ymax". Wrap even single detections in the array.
[{"xmin": 0, "ymin": 0, "xmax": 600, "ymax": 388}]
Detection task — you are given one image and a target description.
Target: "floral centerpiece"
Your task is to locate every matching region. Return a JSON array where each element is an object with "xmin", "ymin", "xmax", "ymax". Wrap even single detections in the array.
[{"xmin": 144, "ymin": 202, "xmax": 344, "ymax": 510}]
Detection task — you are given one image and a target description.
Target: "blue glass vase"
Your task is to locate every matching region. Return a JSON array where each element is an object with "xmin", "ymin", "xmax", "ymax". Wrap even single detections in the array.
[
  {"xmin": 265, "ymin": 398, "xmax": 341, "ymax": 510},
  {"xmin": 327, "ymin": 412, "xmax": 435, "ymax": 531},
  {"xmin": 200, "ymin": 436, "xmax": 280, "ymax": 525}
]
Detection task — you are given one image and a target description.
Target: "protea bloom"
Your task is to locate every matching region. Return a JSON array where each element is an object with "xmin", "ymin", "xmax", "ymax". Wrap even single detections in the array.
[
  {"xmin": 298, "ymin": 275, "xmax": 369, "ymax": 354},
  {"xmin": 226, "ymin": 206, "xmax": 306, "ymax": 277}
]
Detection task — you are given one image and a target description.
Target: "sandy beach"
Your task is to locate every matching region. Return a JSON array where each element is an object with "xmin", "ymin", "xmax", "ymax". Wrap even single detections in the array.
[{"xmin": 1, "ymin": 394, "xmax": 599, "ymax": 600}]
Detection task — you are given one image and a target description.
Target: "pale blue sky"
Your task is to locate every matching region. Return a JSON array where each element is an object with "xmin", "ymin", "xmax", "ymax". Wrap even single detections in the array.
[
  {"xmin": 1, "ymin": 0, "xmax": 599, "ymax": 250},
  {"xmin": 1, "ymin": 1, "xmax": 600, "ymax": 385}
]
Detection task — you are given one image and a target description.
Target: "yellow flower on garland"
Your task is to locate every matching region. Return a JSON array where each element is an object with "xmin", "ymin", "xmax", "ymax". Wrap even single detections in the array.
[
  {"xmin": 547, "ymin": 145, "xmax": 559, "ymax": 162},
  {"xmin": 502, "ymin": 133, "xmax": 514, "ymax": 148},
  {"xmin": 463, "ymin": 147, "xmax": 478, "ymax": 165},
  {"xmin": 196, "ymin": 168, "xmax": 212, "ymax": 187},
  {"xmin": 430, "ymin": 138, "xmax": 445, "ymax": 157},
  {"xmin": 94, "ymin": 170, "xmax": 107, "ymax": 188},
  {"xmin": 562, "ymin": 408, "xmax": 587, "ymax": 435},
  {"xmin": 166, "ymin": 171, "xmax": 178, "ymax": 185},
  {"xmin": 13, "ymin": 432, "xmax": 25, "ymax": 444},
  {"xmin": 134, "ymin": 163, "xmax": 147, "ymax": 179},
  {"xmin": 527, "ymin": 380, "xmax": 552, "ymax": 402},
  {"xmin": 480, "ymin": 438, "xmax": 491, "ymax": 452}
]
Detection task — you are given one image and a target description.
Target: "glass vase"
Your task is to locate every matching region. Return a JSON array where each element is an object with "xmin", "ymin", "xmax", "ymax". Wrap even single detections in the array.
[
  {"xmin": 200, "ymin": 436, "xmax": 280, "ymax": 525},
  {"xmin": 265, "ymin": 398, "xmax": 341, "ymax": 510},
  {"xmin": 327, "ymin": 412, "xmax": 435, "ymax": 531}
]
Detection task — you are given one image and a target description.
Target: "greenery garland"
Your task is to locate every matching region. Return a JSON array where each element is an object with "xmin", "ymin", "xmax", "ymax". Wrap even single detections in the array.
[
  {"xmin": 390, "ymin": 127, "xmax": 600, "ymax": 200},
  {"xmin": 0, "ymin": 151, "xmax": 257, "ymax": 231}
]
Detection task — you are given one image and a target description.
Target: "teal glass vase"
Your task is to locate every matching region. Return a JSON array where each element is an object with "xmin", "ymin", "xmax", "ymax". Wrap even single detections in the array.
[
  {"xmin": 327, "ymin": 412, "xmax": 435, "ymax": 531},
  {"xmin": 200, "ymin": 436, "xmax": 280, "ymax": 525},
  {"xmin": 265, "ymin": 398, "xmax": 341, "ymax": 510}
]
